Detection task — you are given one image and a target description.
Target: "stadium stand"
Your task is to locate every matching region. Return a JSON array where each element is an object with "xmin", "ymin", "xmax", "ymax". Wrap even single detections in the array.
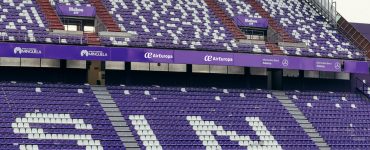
[
  {"xmin": 0, "ymin": 0, "xmax": 84, "ymax": 44},
  {"xmin": 0, "ymin": 82, "xmax": 124, "ymax": 150},
  {"xmin": 107, "ymin": 85, "xmax": 319, "ymax": 150},
  {"xmin": 216, "ymin": 0, "xmax": 261, "ymax": 18},
  {"xmin": 257, "ymin": 0, "xmax": 364, "ymax": 60},
  {"xmin": 100, "ymin": 0, "xmax": 269, "ymax": 53},
  {"xmin": 0, "ymin": 0, "xmax": 368, "ymax": 149},
  {"xmin": 287, "ymin": 91, "xmax": 370, "ymax": 149}
]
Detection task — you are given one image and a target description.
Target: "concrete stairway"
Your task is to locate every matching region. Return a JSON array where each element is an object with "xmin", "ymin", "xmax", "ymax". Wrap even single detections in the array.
[
  {"xmin": 272, "ymin": 91, "xmax": 331, "ymax": 150},
  {"xmin": 266, "ymin": 42, "xmax": 284, "ymax": 55},
  {"xmin": 204, "ymin": 0, "xmax": 246, "ymax": 39},
  {"xmin": 36, "ymin": 0, "xmax": 64, "ymax": 30},
  {"xmin": 246, "ymin": 0, "xmax": 296, "ymax": 43},
  {"xmin": 89, "ymin": 0, "xmax": 121, "ymax": 32},
  {"xmin": 91, "ymin": 86, "xmax": 140, "ymax": 150},
  {"xmin": 84, "ymin": 32, "xmax": 101, "ymax": 45}
]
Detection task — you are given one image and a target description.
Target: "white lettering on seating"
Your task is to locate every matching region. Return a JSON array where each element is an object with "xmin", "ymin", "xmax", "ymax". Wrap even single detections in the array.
[
  {"xmin": 12, "ymin": 112, "xmax": 102, "ymax": 150},
  {"xmin": 187, "ymin": 116, "xmax": 282, "ymax": 150},
  {"xmin": 129, "ymin": 115, "xmax": 163, "ymax": 150}
]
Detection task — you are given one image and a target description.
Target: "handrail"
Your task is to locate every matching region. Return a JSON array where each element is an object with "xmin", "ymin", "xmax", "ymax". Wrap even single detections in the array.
[
  {"xmin": 307, "ymin": 0, "xmax": 338, "ymax": 28},
  {"xmin": 355, "ymin": 77, "xmax": 370, "ymax": 98},
  {"xmin": 0, "ymin": 29, "xmax": 84, "ymax": 45}
]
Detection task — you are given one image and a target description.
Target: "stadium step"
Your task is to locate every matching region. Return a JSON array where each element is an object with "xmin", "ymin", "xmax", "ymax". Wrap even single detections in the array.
[
  {"xmin": 84, "ymin": 32, "xmax": 101, "ymax": 45},
  {"xmin": 204, "ymin": 0, "xmax": 246, "ymax": 40},
  {"xmin": 266, "ymin": 42, "xmax": 284, "ymax": 55},
  {"xmin": 337, "ymin": 17, "xmax": 370, "ymax": 58},
  {"xmin": 246, "ymin": 0, "xmax": 296, "ymax": 43},
  {"xmin": 35, "ymin": 0, "xmax": 64, "ymax": 30},
  {"xmin": 89, "ymin": 0, "xmax": 121, "ymax": 32},
  {"xmin": 272, "ymin": 91, "xmax": 331, "ymax": 150},
  {"xmin": 91, "ymin": 86, "xmax": 140, "ymax": 150}
]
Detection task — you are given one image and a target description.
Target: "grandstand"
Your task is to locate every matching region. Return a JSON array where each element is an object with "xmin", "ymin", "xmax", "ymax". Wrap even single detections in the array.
[{"xmin": 0, "ymin": 0, "xmax": 369, "ymax": 150}]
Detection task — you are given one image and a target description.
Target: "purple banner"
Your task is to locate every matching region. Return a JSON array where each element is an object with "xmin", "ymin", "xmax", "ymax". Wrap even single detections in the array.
[
  {"xmin": 233, "ymin": 15, "xmax": 268, "ymax": 28},
  {"xmin": 56, "ymin": 5, "xmax": 96, "ymax": 17},
  {"xmin": 302, "ymin": 58, "xmax": 342, "ymax": 72},
  {"xmin": 0, "ymin": 42, "xmax": 367, "ymax": 74},
  {"xmin": 45, "ymin": 45, "xmax": 110, "ymax": 60},
  {"xmin": 127, "ymin": 48, "xmax": 174, "ymax": 63},
  {"xmin": 0, "ymin": 43, "xmax": 45, "ymax": 58},
  {"xmin": 344, "ymin": 61, "xmax": 369, "ymax": 74}
]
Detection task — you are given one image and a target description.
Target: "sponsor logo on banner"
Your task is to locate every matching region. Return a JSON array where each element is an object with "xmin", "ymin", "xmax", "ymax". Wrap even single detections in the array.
[
  {"xmin": 262, "ymin": 58, "xmax": 279, "ymax": 65},
  {"xmin": 315, "ymin": 61, "xmax": 341, "ymax": 71},
  {"xmin": 204, "ymin": 55, "xmax": 233, "ymax": 62},
  {"xmin": 244, "ymin": 19, "xmax": 258, "ymax": 25},
  {"xmin": 68, "ymin": 7, "xmax": 84, "ymax": 15},
  {"xmin": 282, "ymin": 59, "xmax": 289, "ymax": 67},
  {"xmin": 13, "ymin": 47, "xmax": 42, "ymax": 55},
  {"xmin": 80, "ymin": 50, "xmax": 108, "ymax": 57},
  {"xmin": 144, "ymin": 52, "xmax": 173, "ymax": 59},
  {"xmin": 335, "ymin": 62, "xmax": 341, "ymax": 70}
]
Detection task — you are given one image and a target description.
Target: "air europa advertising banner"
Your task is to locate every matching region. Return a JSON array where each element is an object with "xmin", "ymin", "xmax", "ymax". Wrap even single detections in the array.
[{"xmin": 0, "ymin": 42, "xmax": 367, "ymax": 74}]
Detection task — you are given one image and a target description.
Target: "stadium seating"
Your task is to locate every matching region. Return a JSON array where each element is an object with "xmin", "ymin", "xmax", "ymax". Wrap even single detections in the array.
[
  {"xmin": 100, "ymin": 0, "xmax": 270, "ymax": 54},
  {"xmin": 0, "ymin": 82, "xmax": 124, "ymax": 150},
  {"xmin": 0, "ymin": 0, "xmax": 84, "ymax": 44},
  {"xmin": 108, "ymin": 86, "xmax": 318, "ymax": 150},
  {"xmin": 216, "ymin": 0, "xmax": 261, "ymax": 18},
  {"xmin": 287, "ymin": 91, "xmax": 370, "ymax": 149},
  {"xmin": 258, "ymin": 0, "xmax": 364, "ymax": 60}
]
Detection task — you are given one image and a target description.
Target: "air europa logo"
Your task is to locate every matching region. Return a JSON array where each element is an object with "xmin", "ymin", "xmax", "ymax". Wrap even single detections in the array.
[
  {"xmin": 80, "ymin": 50, "xmax": 108, "ymax": 57},
  {"xmin": 13, "ymin": 47, "xmax": 42, "ymax": 55},
  {"xmin": 204, "ymin": 55, "xmax": 233, "ymax": 62},
  {"xmin": 144, "ymin": 52, "xmax": 173, "ymax": 59}
]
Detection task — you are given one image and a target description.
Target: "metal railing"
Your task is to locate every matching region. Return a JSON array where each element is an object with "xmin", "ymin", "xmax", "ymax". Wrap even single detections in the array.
[
  {"xmin": 355, "ymin": 78, "xmax": 370, "ymax": 99},
  {"xmin": 241, "ymin": 29, "xmax": 266, "ymax": 41},
  {"xmin": 307, "ymin": 0, "xmax": 338, "ymax": 28},
  {"xmin": 0, "ymin": 30, "xmax": 85, "ymax": 45}
]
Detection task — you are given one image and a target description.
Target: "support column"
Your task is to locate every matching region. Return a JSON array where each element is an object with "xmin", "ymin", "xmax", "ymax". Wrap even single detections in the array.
[
  {"xmin": 88, "ymin": 61, "xmax": 104, "ymax": 85},
  {"xmin": 268, "ymin": 69, "xmax": 283, "ymax": 90}
]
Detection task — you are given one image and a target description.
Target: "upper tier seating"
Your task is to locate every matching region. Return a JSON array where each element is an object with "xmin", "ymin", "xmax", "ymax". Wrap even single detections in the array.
[
  {"xmin": 287, "ymin": 91, "xmax": 370, "ymax": 149},
  {"xmin": 100, "ymin": 0, "xmax": 270, "ymax": 54},
  {"xmin": 108, "ymin": 86, "xmax": 318, "ymax": 150},
  {"xmin": 216, "ymin": 0, "xmax": 261, "ymax": 18},
  {"xmin": 0, "ymin": 0, "xmax": 85, "ymax": 44},
  {"xmin": 0, "ymin": 82, "xmax": 124, "ymax": 150},
  {"xmin": 258, "ymin": 0, "xmax": 364, "ymax": 60}
]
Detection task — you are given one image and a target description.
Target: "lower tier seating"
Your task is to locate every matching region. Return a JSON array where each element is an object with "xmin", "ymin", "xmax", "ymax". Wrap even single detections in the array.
[
  {"xmin": 287, "ymin": 91, "xmax": 370, "ymax": 150},
  {"xmin": 108, "ymin": 86, "xmax": 318, "ymax": 150},
  {"xmin": 0, "ymin": 82, "xmax": 125, "ymax": 150}
]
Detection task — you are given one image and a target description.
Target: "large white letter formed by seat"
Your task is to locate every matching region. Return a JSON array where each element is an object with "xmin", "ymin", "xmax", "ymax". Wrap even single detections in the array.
[
  {"xmin": 187, "ymin": 116, "xmax": 282, "ymax": 150},
  {"xmin": 12, "ymin": 112, "xmax": 103, "ymax": 150},
  {"xmin": 129, "ymin": 115, "xmax": 163, "ymax": 150}
]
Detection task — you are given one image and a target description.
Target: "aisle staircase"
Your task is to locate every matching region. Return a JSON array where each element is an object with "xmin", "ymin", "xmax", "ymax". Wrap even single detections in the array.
[
  {"xmin": 91, "ymin": 86, "xmax": 140, "ymax": 150},
  {"xmin": 204, "ymin": 0, "xmax": 246, "ymax": 39},
  {"xmin": 273, "ymin": 91, "xmax": 331, "ymax": 150},
  {"xmin": 36, "ymin": 0, "xmax": 64, "ymax": 30},
  {"xmin": 89, "ymin": 0, "xmax": 121, "ymax": 32},
  {"xmin": 246, "ymin": 0, "xmax": 296, "ymax": 43},
  {"xmin": 84, "ymin": 32, "xmax": 101, "ymax": 45}
]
